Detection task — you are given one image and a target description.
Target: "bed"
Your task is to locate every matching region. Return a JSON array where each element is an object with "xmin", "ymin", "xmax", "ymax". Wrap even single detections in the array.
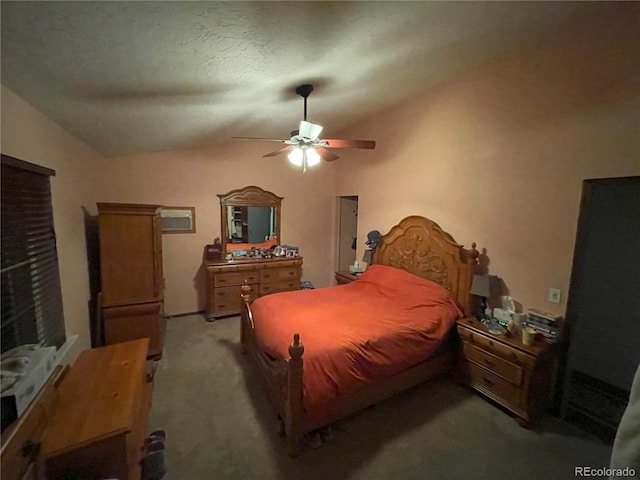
[{"xmin": 239, "ymin": 215, "xmax": 479, "ymax": 455}]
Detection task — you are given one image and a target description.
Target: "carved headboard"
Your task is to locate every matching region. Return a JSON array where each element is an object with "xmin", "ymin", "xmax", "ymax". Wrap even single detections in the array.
[{"xmin": 372, "ymin": 215, "xmax": 478, "ymax": 316}]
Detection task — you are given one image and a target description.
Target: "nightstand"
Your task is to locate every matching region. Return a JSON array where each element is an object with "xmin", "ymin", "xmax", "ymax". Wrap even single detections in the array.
[
  {"xmin": 334, "ymin": 271, "xmax": 359, "ymax": 285},
  {"xmin": 456, "ymin": 316, "xmax": 559, "ymax": 426}
]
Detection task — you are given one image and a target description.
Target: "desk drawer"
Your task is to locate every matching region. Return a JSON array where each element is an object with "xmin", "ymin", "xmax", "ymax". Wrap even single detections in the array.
[
  {"xmin": 466, "ymin": 361, "xmax": 521, "ymax": 407},
  {"xmin": 463, "ymin": 343, "xmax": 523, "ymax": 386},
  {"xmin": 260, "ymin": 267, "xmax": 298, "ymax": 282},
  {"xmin": 457, "ymin": 326, "xmax": 535, "ymax": 368},
  {"xmin": 260, "ymin": 280, "xmax": 299, "ymax": 295},
  {"xmin": 214, "ymin": 271, "xmax": 259, "ymax": 287}
]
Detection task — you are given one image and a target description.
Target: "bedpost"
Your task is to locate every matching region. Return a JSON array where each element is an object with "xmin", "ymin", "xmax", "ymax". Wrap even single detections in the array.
[
  {"xmin": 240, "ymin": 283, "xmax": 253, "ymax": 354},
  {"xmin": 286, "ymin": 333, "xmax": 304, "ymax": 457}
]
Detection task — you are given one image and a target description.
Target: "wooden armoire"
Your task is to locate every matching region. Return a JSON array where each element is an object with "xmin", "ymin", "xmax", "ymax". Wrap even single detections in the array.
[{"xmin": 97, "ymin": 203, "xmax": 165, "ymax": 358}]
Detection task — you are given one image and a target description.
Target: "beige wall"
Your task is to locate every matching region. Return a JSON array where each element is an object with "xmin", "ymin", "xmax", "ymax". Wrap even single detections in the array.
[
  {"xmin": 335, "ymin": 4, "xmax": 640, "ymax": 316},
  {"xmin": 1, "ymin": 85, "xmax": 106, "ymax": 351},
  {"xmin": 104, "ymin": 145, "xmax": 337, "ymax": 315}
]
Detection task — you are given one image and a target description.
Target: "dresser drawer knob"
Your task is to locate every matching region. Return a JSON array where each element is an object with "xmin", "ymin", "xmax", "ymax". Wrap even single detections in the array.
[
  {"xmin": 264, "ymin": 274, "xmax": 271, "ymax": 279},
  {"xmin": 483, "ymin": 359, "xmax": 495, "ymax": 369},
  {"xmin": 288, "ymin": 271, "xmax": 294, "ymax": 276},
  {"xmin": 217, "ymin": 292, "xmax": 225, "ymax": 297},
  {"xmin": 482, "ymin": 377, "xmax": 495, "ymax": 387},
  {"xmin": 489, "ymin": 340, "xmax": 494, "ymax": 346},
  {"xmin": 264, "ymin": 286, "xmax": 270, "ymax": 291}
]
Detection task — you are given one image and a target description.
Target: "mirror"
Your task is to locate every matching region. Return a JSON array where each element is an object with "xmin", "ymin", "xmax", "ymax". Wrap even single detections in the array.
[{"xmin": 218, "ymin": 186, "xmax": 282, "ymax": 253}]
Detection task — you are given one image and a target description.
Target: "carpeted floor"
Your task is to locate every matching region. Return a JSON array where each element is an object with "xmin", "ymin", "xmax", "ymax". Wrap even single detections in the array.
[{"xmin": 148, "ymin": 314, "xmax": 612, "ymax": 480}]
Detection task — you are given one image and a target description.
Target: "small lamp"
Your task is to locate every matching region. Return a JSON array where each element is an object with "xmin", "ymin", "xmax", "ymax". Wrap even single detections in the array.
[
  {"xmin": 362, "ymin": 249, "xmax": 372, "ymax": 266},
  {"xmin": 470, "ymin": 274, "xmax": 492, "ymax": 320},
  {"xmin": 362, "ymin": 230, "xmax": 382, "ymax": 266}
]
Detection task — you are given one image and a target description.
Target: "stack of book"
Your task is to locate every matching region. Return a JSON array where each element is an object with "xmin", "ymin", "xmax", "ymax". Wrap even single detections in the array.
[{"xmin": 525, "ymin": 308, "xmax": 565, "ymax": 343}]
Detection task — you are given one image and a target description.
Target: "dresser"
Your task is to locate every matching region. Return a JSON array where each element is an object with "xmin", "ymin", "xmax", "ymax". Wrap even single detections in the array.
[
  {"xmin": 98, "ymin": 203, "xmax": 165, "ymax": 359},
  {"xmin": 456, "ymin": 316, "xmax": 558, "ymax": 426},
  {"xmin": 205, "ymin": 253, "xmax": 303, "ymax": 320}
]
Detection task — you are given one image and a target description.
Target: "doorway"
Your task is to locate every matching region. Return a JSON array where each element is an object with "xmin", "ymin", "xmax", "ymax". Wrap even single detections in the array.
[
  {"xmin": 336, "ymin": 196, "xmax": 358, "ymax": 272},
  {"xmin": 560, "ymin": 176, "xmax": 640, "ymax": 441}
]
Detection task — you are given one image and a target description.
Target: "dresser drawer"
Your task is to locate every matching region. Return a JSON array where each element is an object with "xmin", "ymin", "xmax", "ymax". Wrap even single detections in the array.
[
  {"xmin": 260, "ymin": 267, "xmax": 299, "ymax": 282},
  {"xmin": 260, "ymin": 280, "xmax": 299, "ymax": 295},
  {"xmin": 214, "ymin": 271, "xmax": 260, "ymax": 287},
  {"xmin": 465, "ymin": 361, "xmax": 521, "ymax": 407},
  {"xmin": 457, "ymin": 326, "xmax": 535, "ymax": 369},
  {"xmin": 213, "ymin": 285, "xmax": 257, "ymax": 314},
  {"xmin": 462, "ymin": 343, "xmax": 523, "ymax": 386}
]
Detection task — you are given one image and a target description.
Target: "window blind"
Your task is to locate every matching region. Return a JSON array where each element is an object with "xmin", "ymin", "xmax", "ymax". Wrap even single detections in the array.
[{"xmin": 1, "ymin": 155, "xmax": 66, "ymax": 354}]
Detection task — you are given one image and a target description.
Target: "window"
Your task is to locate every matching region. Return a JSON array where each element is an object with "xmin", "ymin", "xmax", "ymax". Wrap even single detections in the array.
[{"xmin": 1, "ymin": 154, "xmax": 66, "ymax": 354}]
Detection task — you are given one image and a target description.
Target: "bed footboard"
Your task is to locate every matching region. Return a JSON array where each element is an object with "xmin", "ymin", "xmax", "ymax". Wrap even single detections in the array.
[{"xmin": 240, "ymin": 284, "xmax": 305, "ymax": 456}]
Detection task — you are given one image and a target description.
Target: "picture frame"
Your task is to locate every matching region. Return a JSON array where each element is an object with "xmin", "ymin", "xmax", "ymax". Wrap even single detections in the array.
[{"xmin": 161, "ymin": 206, "xmax": 196, "ymax": 234}]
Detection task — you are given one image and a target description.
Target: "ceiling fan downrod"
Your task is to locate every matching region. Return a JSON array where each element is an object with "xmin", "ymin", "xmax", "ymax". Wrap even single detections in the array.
[{"xmin": 295, "ymin": 84, "xmax": 314, "ymax": 121}]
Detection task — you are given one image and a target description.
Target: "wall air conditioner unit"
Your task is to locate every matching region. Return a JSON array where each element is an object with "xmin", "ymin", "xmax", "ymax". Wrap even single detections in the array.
[{"xmin": 160, "ymin": 206, "xmax": 195, "ymax": 234}]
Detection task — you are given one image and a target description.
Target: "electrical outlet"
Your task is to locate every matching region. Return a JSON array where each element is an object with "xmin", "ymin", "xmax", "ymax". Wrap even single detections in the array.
[{"xmin": 548, "ymin": 288, "xmax": 561, "ymax": 304}]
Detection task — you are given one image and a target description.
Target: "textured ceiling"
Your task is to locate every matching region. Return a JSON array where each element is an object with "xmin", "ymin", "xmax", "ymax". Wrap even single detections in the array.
[{"xmin": 1, "ymin": 1, "xmax": 604, "ymax": 157}]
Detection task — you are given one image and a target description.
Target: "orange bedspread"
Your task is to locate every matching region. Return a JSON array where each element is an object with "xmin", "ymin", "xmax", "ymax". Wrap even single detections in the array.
[{"xmin": 252, "ymin": 264, "xmax": 463, "ymax": 420}]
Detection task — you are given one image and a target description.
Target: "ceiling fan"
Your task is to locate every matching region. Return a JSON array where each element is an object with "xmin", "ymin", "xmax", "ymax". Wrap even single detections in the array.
[{"xmin": 233, "ymin": 84, "xmax": 376, "ymax": 172}]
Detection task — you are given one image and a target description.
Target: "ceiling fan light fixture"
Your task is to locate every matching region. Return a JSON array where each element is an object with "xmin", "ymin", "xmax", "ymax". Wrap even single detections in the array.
[
  {"xmin": 288, "ymin": 147, "xmax": 303, "ymax": 166},
  {"xmin": 287, "ymin": 146, "xmax": 321, "ymax": 171},
  {"xmin": 306, "ymin": 147, "xmax": 321, "ymax": 166}
]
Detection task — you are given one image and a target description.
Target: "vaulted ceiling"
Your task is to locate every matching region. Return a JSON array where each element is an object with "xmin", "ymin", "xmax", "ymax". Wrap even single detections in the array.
[{"xmin": 1, "ymin": 1, "xmax": 606, "ymax": 157}]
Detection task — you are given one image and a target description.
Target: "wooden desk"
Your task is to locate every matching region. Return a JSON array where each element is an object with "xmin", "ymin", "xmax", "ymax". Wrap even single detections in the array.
[
  {"xmin": 1, "ymin": 339, "xmax": 155, "ymax": 480},
  {"xmin": 41, "ymin": 339, "xmax": 154, "ymax": 480}
]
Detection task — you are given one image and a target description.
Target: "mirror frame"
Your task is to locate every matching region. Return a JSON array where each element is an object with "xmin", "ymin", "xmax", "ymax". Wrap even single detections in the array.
[{"xmin": 218, "ymin": 185, "xmax": 283, "ymax": 253}]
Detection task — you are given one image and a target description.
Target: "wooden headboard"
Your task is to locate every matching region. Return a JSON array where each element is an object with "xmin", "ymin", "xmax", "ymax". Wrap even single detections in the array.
[{"xmin": 373, "ymin": 215, "xmax": 478, "ymax": 316}]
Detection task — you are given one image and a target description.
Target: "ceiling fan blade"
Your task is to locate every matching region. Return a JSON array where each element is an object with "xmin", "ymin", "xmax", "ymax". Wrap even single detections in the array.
[
  {"xmin": 322, "ymin": 139, "xmax": 376, "ymax": 149},
  {"xmin": 299, "ymin": 121, "xmax": 323, "ymax": 141},
  {"xmin": 233, "ymin": 136, "xmax": 286, "ymax": 142},
  {"xmin": 263, "ymin": 145, "xmax": 294, "ymax": 158},
  {"xmin": 315, "ymin": 146, "xmax": 340, "ymax": 162}
]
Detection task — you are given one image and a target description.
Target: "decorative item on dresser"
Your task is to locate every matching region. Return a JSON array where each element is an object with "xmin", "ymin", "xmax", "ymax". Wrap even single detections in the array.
[
  {"xmin": 97, "ymin": 203, "xmax": 165, "ymax": 359},
  {"xmin": 205, "ymin": 185, "xmax": 302, "ymax": 320},
  {"xmin": 456, "ymin": 316, "xmax": 561, "ymax": 427}
]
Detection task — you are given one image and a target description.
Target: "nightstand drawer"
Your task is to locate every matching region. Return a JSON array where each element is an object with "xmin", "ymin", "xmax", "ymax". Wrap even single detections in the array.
[
  {"xmin": 260, "ymin": 267, "xmax": 298, "ymax": 282},
  {"xmin": 465, "ymin": 361, "xmax": 521, "ymax": 406},
  {"xmin": 457, "ymin": 326, "xmax": 535, "ymax": 368},
  {"xmin": 463, "ymin": 343, "xmax": 523, "ymax": 386},
  {"xmin": 214, "ymin": 272, "xmax": 260, "ymax": 287}
]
